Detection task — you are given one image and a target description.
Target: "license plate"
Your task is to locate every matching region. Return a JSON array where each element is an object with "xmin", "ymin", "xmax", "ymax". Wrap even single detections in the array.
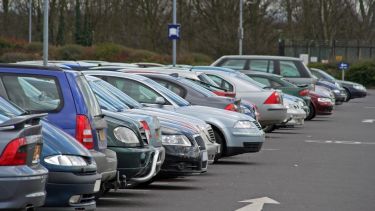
[
  {"xmin": 98, "ymin": 130, "xmax": 106, "ymax": 142},
  {"xmin": 202, "ymin": 151, "xmax": 208, "ymax": 161},
  {"xmin": 32, "ymin": 145, "xmax": 41, "ymax": 164},
  {"xmin": 93, "ymin": 179, "xmax": 101, "ymax": 192}
]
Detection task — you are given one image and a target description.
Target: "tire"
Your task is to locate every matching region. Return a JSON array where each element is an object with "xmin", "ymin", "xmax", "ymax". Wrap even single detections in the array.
[
  {"xmin": 343, "ymin": 88, "xmax": 351, "ymax": 102},
  {"xmin": 213, "ymin": 129, "xmax": 225, "ymax": 163},
  {"xmin": 263, "ymin": 125, "xmax": 276, "ymax": 133},
  {"xmin": 305, "ymin": 103, "xmax": 316, "ymax": 120}
]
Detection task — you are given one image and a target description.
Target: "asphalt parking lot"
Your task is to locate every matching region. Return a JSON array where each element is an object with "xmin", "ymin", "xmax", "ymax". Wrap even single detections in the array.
[{"xmin": 96, "ymin": 90, "xmax": 375, "ymax": 211}]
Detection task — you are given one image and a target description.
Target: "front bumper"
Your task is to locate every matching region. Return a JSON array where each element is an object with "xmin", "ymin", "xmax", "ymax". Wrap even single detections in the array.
[
  {"xmin": 280, "ymin": 109, "xmax": 306, "ymax": 126},
  {"xmin": 90, "ymin": 149, "xmax": 117, "ymax": 183},
  {"xmin": 333, "ymin": 91, "xmax": 347, "ymax": 103},
  {"xmin": 161, "ymin": 145, "xmax": 206, "ymax": 175},
  {"xmin": 0, "ymin": 165, "xmax": 48, "ymax": 209},
  {"xmin": 258, "ymin": 105, "xmax": 288, "ymax": 126},
  {"xmin": 350, "ymin": 89, "xmax": 367, "ymax": 99},
  {"xmin": 44, "ymin": 171, "xmax": 101, "ymax": 210},
  {"xmin": 225, "ymin": 127, "xmax": 265, "ymax": 156},
  {"xmin": 315, "ymin": 102, "xmax": 334, "ymax": 115},
  {"xmin": 206, "ymin": 142, "xmax": 220, "ymax": 164}
]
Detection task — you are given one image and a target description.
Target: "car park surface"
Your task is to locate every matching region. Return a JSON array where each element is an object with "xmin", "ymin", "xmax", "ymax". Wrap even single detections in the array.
[{"xmin": 95, "ymin": 89, "xmax": 375, "ymax": 211}]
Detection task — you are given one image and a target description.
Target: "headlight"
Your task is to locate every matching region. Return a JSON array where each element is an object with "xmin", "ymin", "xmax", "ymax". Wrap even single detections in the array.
[
  {"xmin": 113, "ymin": 127, "xmax": 140, "ymax": 144},
  {"xmin": 234, "ymin": 120, "xmax": 255, "ymax": 129},
  {"xmin": 317, "ymin": 98, "xmax": 332, "ymax": 103},
  {"xmin": 333, "ymin": 89, "xmax": 340, "ymax": 93},
  {"xmin": 44, "ymin": 155, "xmax": 87, "ymax": 166},
  {"xmin": 353, "ymin": 84, "xmax": 365, "ymax": 91},
  {"xmin": 162, "ymin": 135, "xmax": 191, "ymax": 146}
]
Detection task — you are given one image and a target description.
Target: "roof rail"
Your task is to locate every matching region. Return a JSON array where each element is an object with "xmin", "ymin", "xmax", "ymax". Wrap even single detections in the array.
[{"xmin": 0, "ymin": 64, "xmax": 63, "ymax": 71}]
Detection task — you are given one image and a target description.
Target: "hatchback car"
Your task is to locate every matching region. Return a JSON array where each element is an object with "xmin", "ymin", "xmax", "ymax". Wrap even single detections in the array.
[
  {"xmin": 0, "ymin": 97, "xmax": 101, "ymax": 210},
  {"xmin": 211, "ymin": 55, "xmax": 316, "ymax": 88},
  {"xmin": 0, "ymin": 101, "xmax": 48, "ymax": 210},
  {"xmin": 0, "ymin": 64, "xmax": 119, "ymax": 193}
]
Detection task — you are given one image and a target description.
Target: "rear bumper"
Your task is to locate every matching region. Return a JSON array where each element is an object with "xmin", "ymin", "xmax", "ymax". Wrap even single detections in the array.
[
  {"xmin": 0, "ymin": 166, "xmax": 48, "ymax": 209},
  {"xmin": 90, "ymin": 149, "xmax": 117, "ymax": 183},
  {"xmin": 161, "ymin": 145, "xmax": 205, "ymax": 175},
  {"xmin": 44, "ymin": 171, "xmax": 101, "ymax": 209}
]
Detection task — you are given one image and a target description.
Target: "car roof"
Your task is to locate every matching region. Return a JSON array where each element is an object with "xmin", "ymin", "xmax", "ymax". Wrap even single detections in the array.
[
  {"xmin": 0, "ymin": 63, "xmax": 63, "ymax": 72},
  {"xmin": 244, "ymin": 71, "xmax": 283, "ymax": 78},
  {"xmin": 83, "ymin": 70, "xmax": 149, "ymax": 81},
  {"xmin": 216, "ymin": 55, "xmax": 302, "ymax": 61}
]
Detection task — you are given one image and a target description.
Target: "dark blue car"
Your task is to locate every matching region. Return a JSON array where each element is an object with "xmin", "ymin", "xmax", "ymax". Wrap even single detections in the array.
[
  {"xmin": 0, "ymin": 97, "xmax": 101, "ymax": 210},
  {"xmin": 0, "ymin": 64, "xmax": 119, "ymax": 194}
]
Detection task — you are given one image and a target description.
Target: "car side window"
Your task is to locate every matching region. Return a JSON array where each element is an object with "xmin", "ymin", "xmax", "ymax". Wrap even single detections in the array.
[
  {"xmin": 1, "ymin": 75, "xmax": 62, "ymax": 113},
  {"xmin": 218, "ymin": 59, "xmax": 246, "ymax": 70},
  {"xmin": 248, "ymin": 60, "xmax": 272, "ymax": 73},
  {"xmin": 269, "ymin": 79, "xmax": 284, "ymax": 88},
  {"xmin": 251, "ymin": 76, "xmax": 271, "ymax": 87},
  {"xmin": 105, "ymin": 77, "xmax": 168, "ymax": 105},
  {"xmin": 279, "ymin": 61, "xmax": 301, "ymax": 77},
  {"xmin": 152, "ymin": 79, "xmax": 186, "ymax": 98},
  {"xmin": 206, "ymin": 74, "xmax": 234, "ymax": 92}
]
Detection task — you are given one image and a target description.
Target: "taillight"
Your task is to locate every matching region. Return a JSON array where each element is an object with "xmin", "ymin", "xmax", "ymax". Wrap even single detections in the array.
[
  {"xmin": 299, "ymin": 89, "xmax": 309, "ymax": 96},
  {"xmin": 76, "ymin": 115, "xmax": 94, "ymax": 149},
  {"xmin": 0, "ymin": 137, "xmax": 27, "ymax": 166},
  {"xmin": 264, "ymin": 91, "xmax": 281, "ymax": 104},
  {"xmin": 213, "ymin": 91, "xmax": 236, "ymax": 98},
  {"xmin": 225, "ymin": 103, "xmax": 237, "ymax": 112},
  {"xmin": 140, "ymin": 120, "xmax": 151, "ymax": 142}
]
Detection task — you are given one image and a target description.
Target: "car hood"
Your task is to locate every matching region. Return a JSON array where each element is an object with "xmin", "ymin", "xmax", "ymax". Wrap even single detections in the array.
[
  {"xmin": 41, "ymin": 120, "xmax": 92, "ymax": 158},
  {"xmin": 317, "ymin": 80, "xmax": 339, "ymax": 90},
  {"xmin": 337, "ymin": 80, "xmax": 360, "ymax": 86}
]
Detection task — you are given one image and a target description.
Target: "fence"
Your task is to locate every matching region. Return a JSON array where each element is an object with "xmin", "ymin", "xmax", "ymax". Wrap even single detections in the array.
[{"xmin": 282, "ymin": 40, "xmax": 375, "ymax": 63}]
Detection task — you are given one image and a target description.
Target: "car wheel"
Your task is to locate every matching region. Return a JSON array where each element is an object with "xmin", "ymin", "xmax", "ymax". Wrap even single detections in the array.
[
  {"xmin": 343, "ymin": 88, "xmax": 351, "ymax": 102},
  {"xmin": 263, "ymin": 125, "xmax": 276, "ymax": 133},
  {"xmin": 213, "ymin": 129, "xmax": 225, "ymax": 163},
  {"xmin": 305, "ymin": 103, "xmax": 316, "ymax": 120}
]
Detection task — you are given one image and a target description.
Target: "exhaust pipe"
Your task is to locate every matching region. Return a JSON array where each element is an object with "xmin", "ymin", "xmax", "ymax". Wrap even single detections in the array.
[{"xmin": 130, "ymin": 149, "xmax": 160, "ymax": 183}]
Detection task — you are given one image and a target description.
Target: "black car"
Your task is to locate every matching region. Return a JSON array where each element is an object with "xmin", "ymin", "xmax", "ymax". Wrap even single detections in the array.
[{"xmin": 310, "ymin": 68, "xmax": 367, "ymax": 101}]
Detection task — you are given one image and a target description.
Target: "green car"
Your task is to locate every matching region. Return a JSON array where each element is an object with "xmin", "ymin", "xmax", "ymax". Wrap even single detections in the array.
[{"xmin": 244, "ymin": 72, "xmax": 311, "ymax": 106}]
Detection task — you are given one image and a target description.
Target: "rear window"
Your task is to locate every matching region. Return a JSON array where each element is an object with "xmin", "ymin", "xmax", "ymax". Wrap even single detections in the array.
[
  {"xmin": 249, "ymin": 60, "xmax": 274, "ymax": 73},
  {"xmin": 1, "ymin": 75, "xmax": 62, "ymax": 113},
  {"xmin": 76, "ymin": 76, "xmax": 102, "ymax": 117},
  {"xmin": 218, "ymin": 59, "xmax": 247, "ymax": 70}
]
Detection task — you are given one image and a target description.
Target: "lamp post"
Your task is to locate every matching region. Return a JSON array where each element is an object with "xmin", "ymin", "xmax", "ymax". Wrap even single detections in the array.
[
  {"xmin": 238, "ymin": 0, "xmax": 243, "ymax": 55},
  {"xmin": 43, "ymin": 0, "xmax": 49, "ymax": 66},
  {"xmin": 28, "ymin": 0, "xmax": 32, "ymax": 43}
]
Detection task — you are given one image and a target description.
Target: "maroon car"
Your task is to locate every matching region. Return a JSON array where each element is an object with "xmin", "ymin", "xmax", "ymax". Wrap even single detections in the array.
[{"xmin": 306, "ymin": 91, "xmax": 334, "ymax": 120}]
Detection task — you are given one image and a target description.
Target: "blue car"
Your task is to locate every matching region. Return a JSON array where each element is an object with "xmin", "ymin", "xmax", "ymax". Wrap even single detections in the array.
[
  {"xmin": 0, "ymin": 97, "xmax": 101, "ymax": 210},
  {"xmin": 0, "ymin": 64, "xmax": 119, "ymax": 194}
]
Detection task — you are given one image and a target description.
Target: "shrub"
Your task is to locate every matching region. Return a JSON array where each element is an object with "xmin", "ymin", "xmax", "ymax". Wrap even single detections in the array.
[
  {"xmin": 346, "ymin": 61, "xmax": 375, "ymax": 87},
  {"xmin": 0, "ymin": 52, "xmax": 39, "ymax": 63},
  {"xmin": 25, "ymin": 42, "xmax": 43, "ymax": 52},
  {"xmin": 57, "ymin": 44, "xmax": 84, "ymax": 60},
  {"xmin": 94, "ymin": 43, "xmax": 129, "ymax": 61}
]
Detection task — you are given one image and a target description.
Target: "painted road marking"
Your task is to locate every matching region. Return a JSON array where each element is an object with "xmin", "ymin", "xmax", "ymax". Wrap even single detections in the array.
[
  {"xmin": 305, "ymin": 140, "xmax": 375, "ymax": 145},
  {"xmin": 236, "ymin": 197, "xmax": 279, "ymax": 211},
  {"xmin": 362, "ymin": 119, "xmax": 375, "ymax": 123},
  {"xmin": 262, "ymin": 148, "xmax": 280, "ymax": 151},
  {"xmin": 365, "ymin": 106, "xmax": 375, "ymax": 109}
]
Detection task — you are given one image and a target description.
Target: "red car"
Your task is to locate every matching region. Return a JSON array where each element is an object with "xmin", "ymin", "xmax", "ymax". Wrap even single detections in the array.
[{"xmin": 306, "ymin": 91, "xmax": 334, "ymax": 120}]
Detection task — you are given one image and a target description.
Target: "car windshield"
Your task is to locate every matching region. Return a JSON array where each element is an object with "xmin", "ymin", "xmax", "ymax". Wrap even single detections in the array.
[
  {"xmin": 178, "ymin": 77, "xmax": 216, "ymax": 97},
  {"xmin": 88, "ymin": 80, "xmax": 130, "ymax": 112},
  {"xmin": 146, "ymin": 79, "xmax": 190, "ymax": 106},
  {"xmin": 94, "ymin": 79, "xmax": 143, "ymax": 109},
  {"xmin": 197, "ymin": 73, "xmax": 220, "ymax": 87},
  {"xmin": 317, "ymin": 69, "xmax": 336, "ymax": 81},
  {"xmin": 235, "ymin": 72, "xmax": 267, "ymax": 88},
  {"xmin": 76, "ymin": 75, "xmax": 102, "ymax": 117}
]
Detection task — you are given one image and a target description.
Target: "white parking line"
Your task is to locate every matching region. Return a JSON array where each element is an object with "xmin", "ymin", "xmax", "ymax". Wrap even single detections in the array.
[
  {"xmin": 365, "ymin": 106, "xmax": 375, "ymax": 109},
  {"xmin": 362, "ymin": 119, "xmax": 374, "ymax": 123},
  {"xmin": 305, "ymin": 139, "xmax": 375, "ymax": 145},
  {"xmin": 262, "ymin": 148, "xmax": 280, "ymax": 151}
]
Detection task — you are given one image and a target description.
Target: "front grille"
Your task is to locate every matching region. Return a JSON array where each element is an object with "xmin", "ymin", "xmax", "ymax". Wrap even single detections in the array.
[
  {"xmin": 194, "ymin": 135, "xmax": 206, "ymax": 150},
  {"xmin": 253, "ymin": 121, "xmax": 262, "ymax": 130},
  {"xmin": 207, "ymin": 128, "xmax": 216, "ymax": 143},
  {"xmin": 139, "ymin": 127, "xmax": 148, "ymax": 145}
]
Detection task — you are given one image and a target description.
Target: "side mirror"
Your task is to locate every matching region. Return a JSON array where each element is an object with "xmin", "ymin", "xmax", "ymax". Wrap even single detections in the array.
[{"xmin": 155, "ymin": 97, "xmax": 166, "ymax": 105}]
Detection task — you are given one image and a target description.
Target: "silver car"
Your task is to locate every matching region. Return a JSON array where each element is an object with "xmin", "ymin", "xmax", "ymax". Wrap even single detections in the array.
[{"xmin": 83, "ymin": 71, "xmax": 265, "ymax": 161}]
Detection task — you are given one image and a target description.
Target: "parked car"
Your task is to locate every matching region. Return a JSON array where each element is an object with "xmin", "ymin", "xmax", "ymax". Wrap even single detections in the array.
[
  {"xmin": 211, "ymin": 55, "xmax": 317, "ymax": 88},
  {"xmin": 83, "ymin": 71, "xmax": 265, "ymax": 160},
  {"xmin": 245, "ymin": 72, "xmax": 311, "ymax": 106},
  {"xmin": 139, "ymin": 73, "xmax": 242, "ymax": 112},
  {"xmin": 0, "ymin": 97, "xmax": 101, "ymax": 210},
  {"xmin": 187, "ymin": 68, "xmax": 288, "ymax": 129},
  {"xmin": 315, "ymin": 79, "xmax": 347, "ymax": 104},
  {"xmin": 0, "ymin": 64, "xmax": 120, "ymax": 194},
  {"xmin": 309, "ymin": 68, "xmax": 367, "ymax": 101},
  {"xmin": 306, "ymin": 90, "xmax": 334, "ymax": 120},
  {"xmin": 87, "ymin": 76, "xmax": 210, "ymax": 173},
  {"xmin": 280, "ymin": 94, "xmax": 307, "ymax": 127},
  {"xmin": 0, "ymin": 100, "xmax": 48, "ymax": 210}
]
